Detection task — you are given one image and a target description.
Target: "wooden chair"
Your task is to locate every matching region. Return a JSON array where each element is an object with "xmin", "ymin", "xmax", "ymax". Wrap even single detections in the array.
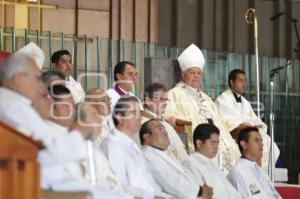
[
  {"xmin": 174, "ymin": 119, "xmax": 193, "ymax": 153},
  {"xmin": 144, "ymin": 57, "xmax": 194, "ymax": 152},
  {"xmin": 41, "ymin": 190, "xmax": 92, "ymax": 199},
  {"xmin": 0, "ymin": 121, "xmax": 93, "ymax": 199},
  {"xmin": 0, "ymin": 121, "xmax": 43, "ymax": 199}
]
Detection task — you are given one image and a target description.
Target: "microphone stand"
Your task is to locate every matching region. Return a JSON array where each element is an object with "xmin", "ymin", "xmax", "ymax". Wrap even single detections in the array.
[
  {"xmin": 85, "ymin": 128, "xmax": 97, "ymax": 186},
  {"xmin": 269, "ymin": 12, "xmax": 300, "ymax": 184},
  {"xmin": 269, "ymin": 59, "xmax": 295, "ymax": 184},
  {"xmin": 87, "ymin": 140, "xmax": 97, "ymax": 186}
]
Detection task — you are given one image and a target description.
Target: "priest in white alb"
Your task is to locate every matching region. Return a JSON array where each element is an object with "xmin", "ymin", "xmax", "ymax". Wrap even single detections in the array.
[
  {"xmin": 214, "ymin": 69, "xmax": 280, "ymax": 171},
  {"xmin": 85, "ymin": 88, "xmax": 114, "ymax": 144},
  {"xmin": 141, "ymin": 82, "xmax": 189, "ymax": 163},
  {"xmin": 183, "ymin": 123, "xmax": 242, "ymax": 199},
  {"xmin": 140, "ymin": 119, "xmax": 213, "ymax": 199},
  {"xmin": 164, "ymin": 43, "xmax": 240, "ymax": 173},
  {"xmin": 101, "ymin": 96, "xmax": 171, "ymax": 199},
  {"xmin": 51, "ymin": 50, "xmax": 85, "ymax": 104},
  {"xmin": 227, "ymin": 127, "xmax": 282, "ymax": 199}
]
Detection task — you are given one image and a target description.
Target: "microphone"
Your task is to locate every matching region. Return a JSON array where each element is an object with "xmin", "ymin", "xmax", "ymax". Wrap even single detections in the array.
[
  {"xmin": 270, "ymin": 12, "xmax": 285, "ymax": 21},
  {"xmin": 270, "ymin": 59, "xmax": 297, "ymax": 78}
]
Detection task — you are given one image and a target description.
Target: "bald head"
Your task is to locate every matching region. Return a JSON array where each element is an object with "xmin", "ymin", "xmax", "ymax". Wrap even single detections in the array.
[{"xmin": 85, "ymin": 88, "xmax": 111, "ymax": 116}]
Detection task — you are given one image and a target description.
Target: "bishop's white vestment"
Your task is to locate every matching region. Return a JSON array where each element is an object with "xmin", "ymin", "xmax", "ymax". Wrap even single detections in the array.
[{"xmin": 164, "ymin": 82, "xmax": 240, "ymax": 173}]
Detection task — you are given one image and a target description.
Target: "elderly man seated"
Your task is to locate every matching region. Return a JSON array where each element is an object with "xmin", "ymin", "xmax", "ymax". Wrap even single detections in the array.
[
  {"xmin": 163, "ymin": 43, "xmax": 240, "ymax": 173},
  {"xmin": 140, "ymin": 119, "xmax": 213, "ymax": 199},
  {"xmin": 183, "ymin": 124, "xmax": 242, "ymax": 199}
]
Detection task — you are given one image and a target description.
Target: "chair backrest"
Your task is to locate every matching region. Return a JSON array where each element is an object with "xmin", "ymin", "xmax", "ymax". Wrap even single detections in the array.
[
  {"xmin": 144, "ymin": 57, "xmax": 194, "ymax": 151},
  {"xmin": 0, "ymin": 121, "xmax": 43, "ymax": 199},
  {"xmin": 144, "ymin": 57, "xmax": 181, "ymax": 90}
]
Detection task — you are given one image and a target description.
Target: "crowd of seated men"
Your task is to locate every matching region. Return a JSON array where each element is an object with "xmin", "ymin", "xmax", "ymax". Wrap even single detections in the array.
[{"xmin": 0, "ymin": 42, "xmax": 282, "ymax": 199}]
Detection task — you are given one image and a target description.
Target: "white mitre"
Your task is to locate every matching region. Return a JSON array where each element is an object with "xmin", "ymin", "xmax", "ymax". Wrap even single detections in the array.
[
  {"xmin": 178, "ymin": 43, "xmax": 205, "ymax": 71},
  {"xmin": 15, "ymin": 42, "xmax": 45, "ymax": 69}
]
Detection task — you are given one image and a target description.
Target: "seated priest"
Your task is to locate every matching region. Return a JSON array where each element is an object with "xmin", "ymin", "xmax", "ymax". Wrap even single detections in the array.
[
  {"xmin": 140, "ymin": 119, "xmax": 213, "ymax": 199},
  {"xmin": 51, "ymin": 50, "xmax": 85, "ymax": 104},
  {"xmin": 101, "ymin": 96, "xmax": 172, "ymax": 199},
  {"xmin": 40, "ymin": 73, "xmax": 139, "ymax": 198},
  {"xmin": 227, "ymin": 127, "xmax": 282, "ymax": 199},
  {"xmin": 163, "ymin": 43, "xmax": 240, "ymax": 173},
  {"xmin": 142, "ymin": 82, "xmax": 188, "ymax": 163},
  {"xmin": 214, "ymin": 69, "xmax": 279, "ymax": 171},
  {"xmin": 85, "ymin": 88, "xmax": 114, "ymax": 144},
  {"xmin": 183, "ymin": 124, "xmax": 242, "ymax": 199},
  {"xmin": 106, "ymin": 61, "xmax": 142, "ymax": 109}
]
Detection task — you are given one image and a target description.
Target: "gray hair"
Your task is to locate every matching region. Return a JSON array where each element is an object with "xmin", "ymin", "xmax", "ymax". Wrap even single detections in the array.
[
  {"xmin": 0, "ymin": 53, "xmax": 32, "ymax": 81},
  {"xmin": 41, "ymin": 70, "xmax": 66, "ymax": 87}
]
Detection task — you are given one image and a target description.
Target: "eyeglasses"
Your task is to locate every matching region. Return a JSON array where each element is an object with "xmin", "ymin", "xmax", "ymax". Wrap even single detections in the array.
[
  {"xmin": 152, "ymin": 97, "xmax": 170, "ymax": 102},
  {"xmin": 99, "ymin": 96, "xmax": 111, "ymax": 102}
]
